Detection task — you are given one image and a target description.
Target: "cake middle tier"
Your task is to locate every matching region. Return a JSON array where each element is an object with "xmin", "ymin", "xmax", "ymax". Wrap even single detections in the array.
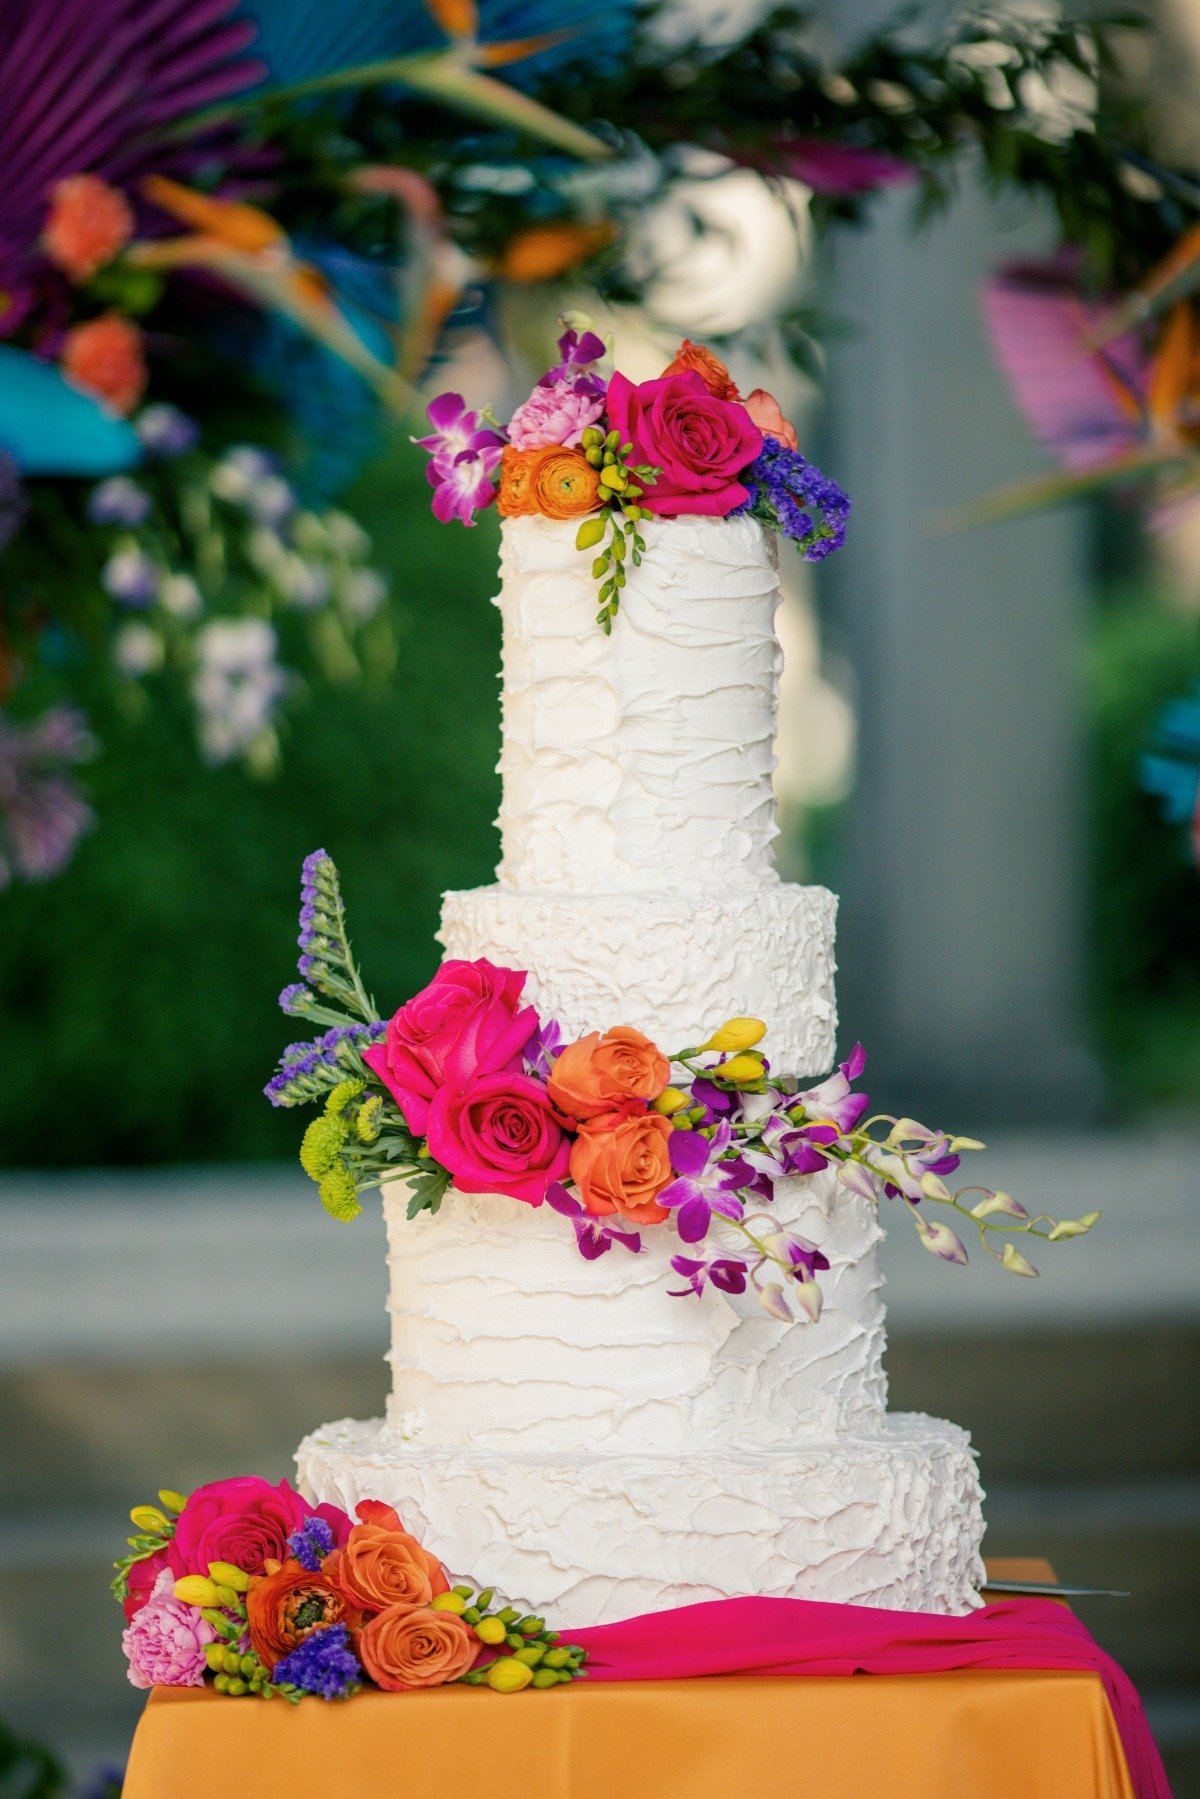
[
  {"xmin": 382, "ymin": 1170, "xmax": 887, "ymax": 1456},
  {"xmin": 439, "ymin": 881, "xmax": 838, "ymax": 1080}
]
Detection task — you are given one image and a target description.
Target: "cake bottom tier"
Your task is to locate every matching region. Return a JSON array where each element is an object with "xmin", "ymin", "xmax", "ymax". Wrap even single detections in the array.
[{"xmin": 297, "ymin": 1412, "xmax": 986, "ymax": 1628}]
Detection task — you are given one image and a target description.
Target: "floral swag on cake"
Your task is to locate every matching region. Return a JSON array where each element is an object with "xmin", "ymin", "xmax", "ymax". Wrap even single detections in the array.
[
  {"xmin": 115, "ymin": 1476, "xmax": 587, "ymax": 1701},
  {"xmin": 268, "ymin": 853, "xmax": 1098, "ymax": 1325},
  {"xmin": 414, "ymin": 323, "xmax": 851, "ymax": 631}
]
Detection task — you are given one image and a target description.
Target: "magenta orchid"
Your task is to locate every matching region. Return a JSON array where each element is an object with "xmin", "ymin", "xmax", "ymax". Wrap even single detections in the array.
[
  {"xmin": 546, "ymin": 1183, "xmax": 642, "ymax": 1261},
  {"xmin": 658, "ymin": 1121, "xmax": 750, "ymax": 1242},
  {"xmin": 414, "ymin": 393, "xmax": 505, "ymax": 527}
]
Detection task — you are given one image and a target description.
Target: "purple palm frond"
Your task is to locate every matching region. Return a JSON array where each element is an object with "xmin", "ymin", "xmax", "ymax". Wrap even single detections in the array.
[
  {"xmin": 0, "ymin": 0, "xmax": 263, "ymax": 326},
  {"xmin": 982, "ymin": 260, "xmax": 1148, "ymax": 472}
]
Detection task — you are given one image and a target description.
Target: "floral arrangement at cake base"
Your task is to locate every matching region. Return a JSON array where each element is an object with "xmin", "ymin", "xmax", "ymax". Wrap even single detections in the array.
[
  {"xmin": 266, "ymin": 851, "xmax": 1100, "ymax": 1326},
  {"xmin": 116, "ymin": 1478, "xmax": 587, "ymax": 1701}
]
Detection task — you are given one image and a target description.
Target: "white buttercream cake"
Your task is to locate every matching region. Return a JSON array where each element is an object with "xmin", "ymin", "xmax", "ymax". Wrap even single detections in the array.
[{"xmin": 297, "ymin": 512, "xmax": 986, "ymax": 1625}]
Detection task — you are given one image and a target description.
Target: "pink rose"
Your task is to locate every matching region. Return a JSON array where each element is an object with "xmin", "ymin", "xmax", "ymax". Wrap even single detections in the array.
[
  {"xmin": 123, "ymin": 1546, "xmax": 170, "ymax": 1623},
  {"xmin": 426, "ymin": 1070, "xmax": 571, "ymax": 1206},
  {"xmin": 167, "ymin": 1476, "xmax": 349, "ymax": 1580},
  {"xmin": 605, "ymin": 369, "xmax": 762, "ymax": 517},
  {"xmin": 744, "ymin": 388, "xmax": 798, "ymax": 451},
  {"xmin": 507, "ymin": 376, "xmax": 606, "ymax": 449},
  {"xmin": 122, "ymin": 1568, "xmax": 217, "ymax": 1689},
  {"xmin": 363, "ymin": 959, "xmax": 537, "ymax": 1136}
]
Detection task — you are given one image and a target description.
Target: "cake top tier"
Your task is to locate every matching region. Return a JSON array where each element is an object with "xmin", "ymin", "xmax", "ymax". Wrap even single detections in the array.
[{"xmin": 496, "ymin": 513, "xmax": 783, "ymax": 895}]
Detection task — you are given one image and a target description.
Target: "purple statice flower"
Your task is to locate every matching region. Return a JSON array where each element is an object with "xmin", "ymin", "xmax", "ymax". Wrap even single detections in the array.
[
  {"xmin": 287, "ymin": 1516, "xmax": 335, "ymax": 1572},
  {"xmin": 279, "ymin": 983, "xmax": 314, "ymax": 1015},
  {"xmin": 265, "ymin": 1022, "xmax": 384, "ymax": 1107},
  {"xmin": 524, "ymin": 1016, "xmax": 564, "ymax": 1081},
  {"xmin": 88, "ymin": 475, "xmax": 152, "ymax": 526},
  {"xmin": 272, "ymin": 1623, "xmax": 361, "ymax": 1700},
  {"xmin": 669, "ymin": 1253, "xmax": 749, "ymax": 1299},
  {"xmin": 734, "ymin": 436, "xmax": 850, "ymax": 560},
  {"xmin": 136, "ymin": 403, "xmax": 200, "ymax": 458},
  {"xmin": 0, "ymin": 450, "xmax": 27, "ymax": 551},
  {"xmin": 657, "ymin": 1121, "xmax": 751, "ymax": 1243},
  {"xmin": 546, "ymin": 1183, "xmax": 642, "ymax": 1261},
  {"xmin": 102, "ymin": 548, "xmax": 159, "ymax": 607},
  {"xmin": 414, "ymin": 393, "xmax": 504, "ymax": 528},
  {"xmin": 0, "ymin": 706, "xmax": 95, "ymax": 889}
]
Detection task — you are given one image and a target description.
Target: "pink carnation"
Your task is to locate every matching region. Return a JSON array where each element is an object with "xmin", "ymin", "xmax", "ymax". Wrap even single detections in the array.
[
  {"xmin": 507, "ymin": 377, "xmax": 606, "ymax": 450},
  {"xmin": 122, "ymin": 1568, "xmax": 217, "ymax": 1689}
]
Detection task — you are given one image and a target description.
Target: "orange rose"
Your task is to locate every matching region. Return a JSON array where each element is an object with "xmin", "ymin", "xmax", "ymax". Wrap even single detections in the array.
[
  {"xmin": 570, "ymin": 1106, "xmax": 673, "ymax": 1225},
  {"xmin": 61, "ymin": 312, "xmax": 146, "ymax": 414},
  {"xmin": 548, "ymin": 1026, "xmax": 670, "ymax": 1122},
  {"xmin": 497, "ymin": 445, "xmax": 539, "ymax": 516},
  {"xmin": 333, "ymin": 1515, "xmax": 449, "ymax": 1615},
  {"xmin": 661, "ymin": 339, "xmax": 739, "ymax": 402},
  {"xmin": 528, "ymin": 445, "xmax": 601, "ymax": 520},
  {"xmin": 358, "ymin": 1602, "xmax": 478, "ymax": 1691},
  {"xmin": 44, "ymin": 175, "xmax": 134, "ymax": 282},
  {"xmin": 744, "ymin": 388, "xmax": 799, "ymax": 452},
  {"xmin": 246, "ymin": 1562, "xmax": 359, "ymax": 1670}
]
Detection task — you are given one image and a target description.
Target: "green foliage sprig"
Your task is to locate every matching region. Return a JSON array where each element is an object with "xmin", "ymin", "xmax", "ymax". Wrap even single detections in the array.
[{"xmin": 573, "ymin": 427, "xmax": 659, "ymax": 633}]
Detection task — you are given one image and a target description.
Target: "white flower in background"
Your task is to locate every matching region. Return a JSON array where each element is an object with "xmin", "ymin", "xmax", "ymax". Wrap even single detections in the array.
[
  {"xmin": 340, "ymin": 568, "xmax": 388, "ymax": 621},
  {"xmin": 102, "ymin": 547, "xmax": 159, "ymax": 608},
  {"xmin": 113, "ymin": 623, "xmax": 164, "ymax": 676},
  {"xmin": 324, "ymin": 511, "xmax": 370, "ymax": 558},
  {"xmin": 278, "ymin": 554, "xmax": 332, "ymax": 610},
  {"xmin": 245, "ymin": 474, "xmax": 296, "ymax": 528},
  {"xmin": 160, "ymin": 573, "xmax": 203, "ymax": 619},
  {"xmin": 192, "ymin": 619, "xmax": 289, "ymax": 765},
  {"xmin": 246, "ymin": 525, "xmax": 289, "ymax": 577},
  {"xmin": 209, "ymin": 446, "xmax": 279, "ymax": 507}
]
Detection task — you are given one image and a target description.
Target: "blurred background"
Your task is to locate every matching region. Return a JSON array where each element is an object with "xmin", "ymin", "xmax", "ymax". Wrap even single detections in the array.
[{"xmin": 1, "ymin": 0, "xmax": 1198, "ymax": 1792}]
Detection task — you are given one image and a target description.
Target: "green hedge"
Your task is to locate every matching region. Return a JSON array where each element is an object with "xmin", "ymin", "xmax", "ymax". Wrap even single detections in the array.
[{"xmin": 0, "ymin": 440, "xmax": 503, "ymax": 1165}]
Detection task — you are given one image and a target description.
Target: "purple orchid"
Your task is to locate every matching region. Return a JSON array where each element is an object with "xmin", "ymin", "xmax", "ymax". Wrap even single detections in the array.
[
  {"xmin": 658, "ymin": 1122, "xmax": 753, "ymax": 1243},
  {"xmin": 524, "ymin": 1016, "xmax": 564, "ymax": 1082},
  {"xmin": 861, "ymin": 1129, "xmax": 961, "ymax": 1203},
  {"xmin": 669, "ymin": 1253, "xmax": 749, "ymax": 1299},
  {"xmin": 793, "ymin": 1043, "xmax": 871, "ymax": 1136},
  {"xmin": 543, "ymin": 323, "xmax": 607, "ymax": 384},
  {"xmin": 771, "ymin": 1232, "xmax": 830, "ymax": 1284},
  {"xmin": 546, "ymin": 1184, "xmax": 642, "ymax": 1262},
  {"xmin": 414, "ymin": 393, "xmax": 504, "ymax": 527}
]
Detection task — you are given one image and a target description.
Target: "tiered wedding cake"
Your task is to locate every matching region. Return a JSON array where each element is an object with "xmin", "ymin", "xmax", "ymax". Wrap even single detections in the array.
[{"xmin": 297, "ymin": 512, "xmax": 987, "ymax": 1627}]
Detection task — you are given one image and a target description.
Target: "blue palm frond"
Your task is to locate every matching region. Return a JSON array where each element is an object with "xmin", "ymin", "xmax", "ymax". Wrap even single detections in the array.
[
  {"xmin": 0, "ymin": 346, "xmax": 141, "ymax": 476},
  {"xmin": 235, "ymin": 0, "xmax": 635, "ymax": 91},
  {"xmin": 1140, "ymin": 684, "xmax": 1200, "ymax": 832}
]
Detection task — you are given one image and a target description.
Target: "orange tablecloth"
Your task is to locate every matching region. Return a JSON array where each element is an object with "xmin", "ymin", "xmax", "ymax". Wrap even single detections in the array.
[{"xmin": 122, "ymin": 1561, "xmax": 1136, "ymax": 1799}]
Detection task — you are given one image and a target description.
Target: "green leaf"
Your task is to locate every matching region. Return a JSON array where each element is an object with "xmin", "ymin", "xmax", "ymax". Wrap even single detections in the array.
[{"xmin": 406, "ymin": 1165, "xmax": 451, "ymax": 1220}]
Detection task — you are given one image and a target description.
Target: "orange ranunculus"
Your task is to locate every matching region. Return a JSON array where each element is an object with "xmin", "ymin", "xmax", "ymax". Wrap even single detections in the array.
[
  {"xmin": 60, "ymin": 312, "xmax": 146, "ymax": 414},
  {"xmin": 570, "ymin": 1106, "xmax": 673, "ymax": 1225},
  {"xmin": 246, "ymin": 1562, "xmax": 358, "ymax": 1670},
  {"xmin": 357, "ymin": 1602, "xmax": 478, "ymax": 1691},
  {"xmin": 497, "ymin": 221, "xmax": 615, "ymax": 284},
  {"xmin": 528, "ymin": 445, "xmax": 601, "ymax": 520},
  {"xmin": 661, "ymin": 339, "xmax": 740, "ymax": 402},
  {"xmin": 496, "ymin": 445, "xmax": 540, "ymax": 516},
  {"xmin": 548, "ymin": 1026, "xmax": 670, "ymax": 1123},
  {"xmin": 743, "ymin": 388, "xmax": 799, "ymax": 451},
  {"xmin": 332, "ymin": 1515, "xmax": 449, "ymax": 1615},
  {"xmin": 43, "ymin": 175, "xmax": 134, "ymax": 282}
]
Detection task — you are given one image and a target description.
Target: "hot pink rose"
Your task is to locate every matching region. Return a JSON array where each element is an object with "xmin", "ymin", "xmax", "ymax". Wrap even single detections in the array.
[
  {"xmin": 605, "ymin": 369, "xmax": 762, "ymax": 517},
  {"xmin": 122, "ymin": 1568, "xmax": 217, "ymax": 1689},
  {"xmin": 123, "ymin": 1546, "xmax": 170, "ymax": 1623},
  {"xmin": 426, "ymin": 1070, "xmax": 571, "ymax": 1206},
  {"xmin": 363, "ymin": 959, "xmax": 537, "ymax": 1136},
  {"xmin": 743, "ymin": 388, "xmax": 799, "ymax": 451},
  {"xmin": 167, "ymin": 1477, "xmax": 350, "ymax": 1579}
]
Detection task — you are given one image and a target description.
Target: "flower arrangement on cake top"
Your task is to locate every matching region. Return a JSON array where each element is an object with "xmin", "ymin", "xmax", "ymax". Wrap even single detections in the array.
[
  {"xmin": 115, "ymin": 1477, "xmax": 586, "ymax": 1700},
  {"xmin": 267, "ymin": 853, "xmax": 1099, "ymax": 1326},
  {"xmin": 415, "ymin": 322, "xmax": 851, "ymax": 631}
]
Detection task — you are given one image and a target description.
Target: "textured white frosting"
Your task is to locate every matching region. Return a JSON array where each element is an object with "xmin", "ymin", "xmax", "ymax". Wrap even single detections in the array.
[
  {"xmin": 496, "ymin": 513, "xmax": 783, "ymax": 895},
  {"xmin": 439, "ymin": 884, "xmax": 837, "ymax": 1080},
  {"xmin": 297, "ymin": 1414, "xmax": 987, "ymax": 1628},
  {"xmin": 382, "ymin": 1175, "xmax": 885, "ymax": 1453}
]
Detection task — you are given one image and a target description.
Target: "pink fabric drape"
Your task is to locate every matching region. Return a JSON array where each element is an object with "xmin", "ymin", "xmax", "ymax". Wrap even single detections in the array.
[{"xmin": 573, "ymin": 1595, "xmax": 1171, "ymax": 1799}]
